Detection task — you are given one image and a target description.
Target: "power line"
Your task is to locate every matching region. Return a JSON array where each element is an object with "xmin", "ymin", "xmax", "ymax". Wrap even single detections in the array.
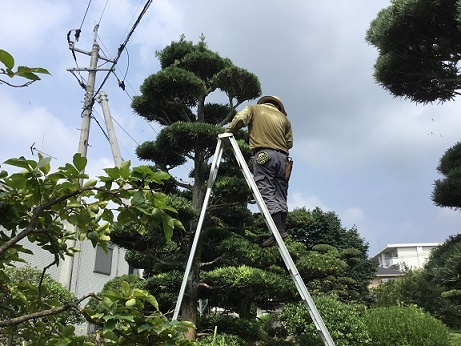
[
  {"xmin": 93, "ymin": 0, "xmax": 153, "ymax": 97},
  {"xmin": 79, "ymin": 0, "xmax": 93, "ymax": 31},
  {"xmin": 67, "ymin": 0, "xmax": 191, "ymax": 172},
  {"xmin": 97, "ymin": 0, "xmax": 110, "ymax": 25}
]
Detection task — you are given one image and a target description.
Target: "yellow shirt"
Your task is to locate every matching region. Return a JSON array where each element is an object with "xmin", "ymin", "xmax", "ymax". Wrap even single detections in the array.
[{"xmin": 226, "ymin": 103, "xmax": 293, "ymax": 153}]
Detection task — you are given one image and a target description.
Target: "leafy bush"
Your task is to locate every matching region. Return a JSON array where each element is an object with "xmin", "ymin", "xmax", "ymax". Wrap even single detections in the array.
[
  {"xmin": 278, "ymin": 295, "xmax": 370, "ymax": 346},
  {"xmin": 0, "ymin": 266, "xmax": 86, "ymax": 344},
  {"xmin": 85, "ymin": 274, "xmax": 145, "ymax": 312},
  {"xmin": 449, "ymin": 332, "xmax": 461, "ymax": 346},
  {"xmin": 0, "ymin": 154, "xmax": 191, "ymax": 345},
  {"xmin": 363, "ymin": 305, "xmax": 450, "ymax": 346},
  {"xmin": 197, "ymin": 313, "xmax": 262, "ymax": 343},
  {"xmin": 197, "ymin": 327, "xmax": 247, "ymax": 346},
  {"xmin": 370, "ymin": 269, "xmax": 425, "ymax": 307}
]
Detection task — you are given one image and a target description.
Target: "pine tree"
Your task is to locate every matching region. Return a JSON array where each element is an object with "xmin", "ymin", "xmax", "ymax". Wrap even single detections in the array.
[{"xmin": 118, "ymin": 35, "xmax": 262, "ymax": 339}]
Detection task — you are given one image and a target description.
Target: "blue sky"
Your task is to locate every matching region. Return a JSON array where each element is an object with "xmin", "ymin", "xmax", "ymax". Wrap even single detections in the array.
[{"xmin": 2, "ymin": 0, "xmax": 461, "ymax": 256}]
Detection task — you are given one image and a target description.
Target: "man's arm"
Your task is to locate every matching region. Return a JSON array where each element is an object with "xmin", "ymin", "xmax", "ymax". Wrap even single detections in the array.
[
  {"xmin": 286, "ymin": 121, "xmax": 293, "ymax": 150},
  {"xmin": 225, "ymin": 106, "xmax": 252, "ymax": 133}
]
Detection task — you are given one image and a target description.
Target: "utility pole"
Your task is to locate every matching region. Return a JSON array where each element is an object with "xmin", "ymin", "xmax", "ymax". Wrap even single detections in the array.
[
  {"xmin": 77, "ymin": 27, "xmax": 99, "ymax": 164},
  {"xmin": 97, "ymin": 91, "xmax": 123, "ymax": 167},
  {"xmin": 61, "ymin": 24, "xmax": 115, "ymax": 291}
]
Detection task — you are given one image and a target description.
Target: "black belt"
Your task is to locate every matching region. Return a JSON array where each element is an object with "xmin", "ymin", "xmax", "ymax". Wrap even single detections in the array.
[{"xmin": 254, "ymin": 148, "xmax": 288, "ymax": 156}]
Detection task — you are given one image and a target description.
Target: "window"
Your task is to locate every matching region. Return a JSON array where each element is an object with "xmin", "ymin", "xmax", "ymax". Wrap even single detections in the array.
[{"xmin": 94, "ymin": 244, "xmax": 113, "ymax": 275}]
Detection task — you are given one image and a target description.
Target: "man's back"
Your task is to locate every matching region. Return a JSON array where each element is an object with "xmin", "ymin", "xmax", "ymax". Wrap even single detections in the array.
[{"xmin": 247, "ymin": 103, "xmax": 292, "ymax": 153}]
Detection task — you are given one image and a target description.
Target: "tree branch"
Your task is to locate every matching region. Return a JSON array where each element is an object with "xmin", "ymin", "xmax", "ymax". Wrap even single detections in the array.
[
  {"xmin": 38, "ymin": 261, "xmax": 57, "ymax": 301},
  {"xmin": 201, "ymin": 255, "xmax": 224, "ymax": 268},
  {"xmin": 0, "ymin": 293, "xmax": 98, "ymax": 327},
  {"xmin": 0, "ymin": 78, "xmax": 35, "ymax": 88},
  {"xmin": 0, "ymin": 189, "xmax": 84, "ymax": 255}
]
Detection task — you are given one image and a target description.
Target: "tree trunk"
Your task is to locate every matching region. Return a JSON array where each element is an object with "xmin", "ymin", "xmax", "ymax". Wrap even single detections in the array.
[
  {"xmin": 182, "ymin": 156, "xmax": 207, "ymax": 340},
  {"xmin": 182, "ymin": 247, "xmax": 201, "ymax": 340}
]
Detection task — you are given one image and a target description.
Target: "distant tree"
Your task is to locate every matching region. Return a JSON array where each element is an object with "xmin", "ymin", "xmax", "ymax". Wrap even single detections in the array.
[
  {"xmin": 366, "ymin": 2, "xmax": 461, "ymax": 212},
  {"xmin": 419, "ymin": 233, "xmax": 461, "ymax": 328},
  {"xmin": 0, "ymin": 49, "xmax": 50, "ymax": 87},
  {"xmin": 371, "ymin": 235, "xmax": 461, "ymax": 329},
  {"xmin": 370, "ymin": 269, "xmax": 426, "ymax": 308},
  {"xmin": 432, "ymin": 142, "xmax": 461, "ymax": 209},
  {"xmin": 287, "ymin": 207, "xmax": 377, "ymax": 304},
  {"xmin": 366, "ymin": 0, "xmax": 461, "ymax": 104}
]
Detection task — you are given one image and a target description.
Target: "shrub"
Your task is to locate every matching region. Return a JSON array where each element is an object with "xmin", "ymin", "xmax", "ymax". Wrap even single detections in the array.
[
  {"xmin": 278, "ymin": 295, "xmax": 370, "ymax": 346},
  {"xmin": 197, "ymin": 328, "xmax": 247, "ymax": 346},
  {"xmin": 449, "ymin": 332, "xmax": 461, "ymax": 346},
  {"xmin": 197, "ymin": 313, "xmax": 262, "ymax": 343},
  {"xmin": 85, "ymin": 274, "xmax": 145, "ymax": 312},
  {"xmin": 363, "ymin": 305, "xmax": 450, "ymax": 346},
  {"xmin": 0, "ymin": 266, "xmax": 87, "ymax": 345}
]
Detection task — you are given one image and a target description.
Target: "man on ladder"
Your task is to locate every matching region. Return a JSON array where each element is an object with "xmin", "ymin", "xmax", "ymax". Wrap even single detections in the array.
[
  {"xmin": 174, "ymin": 99, "xmax": 336, "ymax": 345},
  {"xmin": 226, "ymin": 95, "xmax": 294, "ymax": 247}
]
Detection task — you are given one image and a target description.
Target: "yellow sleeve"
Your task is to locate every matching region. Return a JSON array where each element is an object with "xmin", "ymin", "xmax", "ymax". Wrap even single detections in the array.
[
  {"xmin": 286, "ymin": 121, "xmax": 293, "ymax": 150},
  {"xmin": 225, "ymin": 106, "xmax": 253, "ymax": 133}
]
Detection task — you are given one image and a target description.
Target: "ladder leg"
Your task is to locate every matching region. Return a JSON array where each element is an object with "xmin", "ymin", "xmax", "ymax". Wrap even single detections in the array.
[
  {"xmin": 225, "ymin": 134, "xmax": 336, "ymax": 346},
  {"xmin": 173, "ymin": 138, "xmax": 225, "ymax": 320}
]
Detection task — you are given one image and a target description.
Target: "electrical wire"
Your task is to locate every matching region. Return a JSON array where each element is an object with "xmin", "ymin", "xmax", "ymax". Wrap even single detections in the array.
[
  {"xmin": 98, "ymin": 0, "xmax": 110, "ymax": 25},
  {"xmin": 66, "ymin": 0, "xmax": 95, "ymax": 89},
  {"xmin": 67, "ymin": 0, "xmax": 193, "ymax": 174},
  {"xmin": 93, "ymin": 0, "xmax": 153, "ymax": 97},
  {"xmin": 79, "ymin": 0, "xmax": 93, "ymax": 31}
]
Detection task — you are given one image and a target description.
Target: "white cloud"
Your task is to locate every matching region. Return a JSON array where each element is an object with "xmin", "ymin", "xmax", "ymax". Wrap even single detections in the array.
[
  {"xmin": 0, "ymin": 93, "xmax": 78, "ymax": 167},
  {"xmin": 289, "ymin": 191, "xmax": 329, "ymax": 211}
]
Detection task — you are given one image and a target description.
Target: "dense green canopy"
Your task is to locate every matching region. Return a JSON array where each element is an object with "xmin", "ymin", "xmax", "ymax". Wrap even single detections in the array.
[{"xmin": 366, "ymin": 0, "xmax": 461, "ymax": 103}]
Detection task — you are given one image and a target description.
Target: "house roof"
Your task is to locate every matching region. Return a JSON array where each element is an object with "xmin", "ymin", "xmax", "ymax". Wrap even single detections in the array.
[{"xmin": 376, "ymin": 266, "xmax": 404, "ymax": 277}]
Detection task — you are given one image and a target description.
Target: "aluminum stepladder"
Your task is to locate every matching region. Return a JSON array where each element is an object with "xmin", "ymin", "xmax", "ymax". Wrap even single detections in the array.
[{"xmin": 173, "ymin": 133, "xmax": 335, "ymax": 346}]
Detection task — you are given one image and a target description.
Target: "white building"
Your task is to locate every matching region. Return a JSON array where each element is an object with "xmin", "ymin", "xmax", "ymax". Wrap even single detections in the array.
[{"xmin": 371, "ymin": 243, "xmax": 440, "ymax": 271}]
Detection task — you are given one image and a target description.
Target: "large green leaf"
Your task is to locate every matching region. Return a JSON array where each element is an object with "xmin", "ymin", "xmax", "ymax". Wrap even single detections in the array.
[{"xmin": 0, "ymin": 49, "xmax": 14, "ymax": 69}]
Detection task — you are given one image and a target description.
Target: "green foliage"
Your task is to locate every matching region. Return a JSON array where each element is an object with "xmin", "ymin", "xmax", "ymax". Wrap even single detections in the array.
[
  {"xmin": 211, "ymin": 66, "xmax": 261, "ymax": 104},
  {"xmin": 143, "ymin": 270, "xmax": 184, "ymax": 312},
  {"xmin": 0, "ymin": 49, "xmax": 50, "ymax": 85},
  {"xmin": 278, "ymin": 295, "xmax": 371, "ymax": 346},
  {"xmin": 85, "ymin": 281, "xmax": 196, "ymax": 345},
  {"xmin": 366, "ymin": 0, "xmax": 461, "ymax": 104},
  {"xmin": 449, "ymin": 332, "xmax": 461, "ymax": 346},
  {"xmin": 432, "ymin": 142, "xmax": 461, "ymax": 209},
  {"xmin": 197, "ymin": 328, "xmax": 247, "ymax": 346},
  {"xmin": 363, "ymin": 305, "xmax": 450, "ymax": 346},
  {"xmin": 0, "ymin": 266, "xmax": 85, "ymax": 344},
  {"xmin": 371, "ymin": 269, "xmax": 425, "ymax": 307},
  {"xmin": 132, "ymin": 35, "xmax": 261, "ymax": 127},
  {"xmin": 0, "ymin": 154, "xmax": 192, "ymax": 345},
  {"xmin": 202, "ymin": 265, "xmax": 295, "ymax": 314},
  {"xmin": 419, "ymin": 234, "xmax": 461, "ymax": 328},
  {"xmin": 125, "ymin": 35, "xmax": 264, "ymax": 338},
  {"xmin": 85, "ymin": 274, "xmax": 146, "ymax": 312},
  {"xmin": 287, "ymin": 207, "xmax": 376, "ymax": 304},
  {"xmin": 371, "ymin": 237, "xmax": 461, "ymax": 331},
  {"xmin": 137, "ymin": 122, "xmax": 223, "ymax": 168},
  {"xmin": 0, "ymin": 154, "xmax": 182, "ymax": 268},
  {"xmin": 197, "ymin": 315, "xmax": 261, "ymax": 344}
]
